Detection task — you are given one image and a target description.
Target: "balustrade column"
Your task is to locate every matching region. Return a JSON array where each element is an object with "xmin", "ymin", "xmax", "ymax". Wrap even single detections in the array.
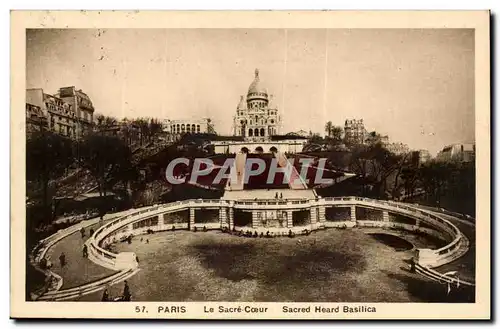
[
  {"xmin": 251, "ymin": 211, "xmax": 260, "ymax": 228},
  {"xmin": 310, "ymin": 207, "xmax": 317, "ymax": 225},
  {"xmin": 318, "ymin": 206, "xmax": 326, "ymax": 222},
  {"xmin": 350, "ymin": 205, "xmax": 356, "ymax": 222},
  {"xmin": 382, "ymin": 210, "xmax": 389, "ymax": 222},
  {"xmin": 286, "ymin": 210, "xmax": 293, "ymax": 228},
  {"xmin": 229, "ymin": 207, "xmax": 234, "ymax": 229},
  {"xmin": 189, "ymin": 208, "xmax": 195, "ymax": 231},
  {"xmin": 219, "ymin": 207, "xmax": 227, "ymax": 228},
  {"xmin": 415, "ymin": 217, "xmax": 421, "ymax": 228}
]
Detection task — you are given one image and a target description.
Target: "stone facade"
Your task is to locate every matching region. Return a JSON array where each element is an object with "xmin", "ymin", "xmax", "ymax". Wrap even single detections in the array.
[
  {"xmin": 344, "ymin": 119, "xmax": 367, "ymax": 145},
  {"xmin": 26, "ymin": 87, "xmax": 95, "ymax": 140}
]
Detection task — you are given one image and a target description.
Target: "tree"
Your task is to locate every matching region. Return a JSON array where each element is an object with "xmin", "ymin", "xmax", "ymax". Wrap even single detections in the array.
[
  {"xmin": 325, "ymin": 121, "xmax": 333, "ymax": 137},
  {"xmin": 26, "ymin": 131, "xmax": 74, "ymax": 221},
  {"xmin": 132, "ymin": 118, "xmax": 151, "ymax": 145},
  {"xmin": 149, "ymin": 118, "xmax": 163, "ymax": 140},
  {"xmin": 79, "ymin": 134, "xmax": 132, "ymax": 197},
  {"xmin": 325, "ymin": 125, "xmax": 344, "ymax": 148},
  {"xmin": 95, "ymin": 114, "xmax": 118, "ymax": 130}
]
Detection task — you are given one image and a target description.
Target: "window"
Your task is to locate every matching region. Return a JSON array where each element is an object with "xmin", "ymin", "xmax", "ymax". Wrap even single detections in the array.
[
  {"xmin": 192, "ymin": 124, "xmax": 196, "ymax": 132},
  {"xmin": 197, "ymin": 125, "xmax": 200, "ymax": 132},
  {"xmin": 260, "ymin": 128, "xmax": 265, "ymax": 136},
  {"xmin": 254, "ymin": 128, "xmax": 259, "ymax": 137},
  {"xmin": 249, "ymin": 129, "xmax": 253, "ymax": 137}
]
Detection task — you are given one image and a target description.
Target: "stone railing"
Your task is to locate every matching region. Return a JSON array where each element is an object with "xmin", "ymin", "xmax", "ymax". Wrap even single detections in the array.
[
  {"xmin": 29, "ymin": 210, "xmax": 138, "ymax": 301},
  {"xmin": 80, "ymin": 196, "xmax": 473, "ymax": 294},
  {"xmin": 320, "ymin": 197, "xmax": 467, "ymax": 268}
]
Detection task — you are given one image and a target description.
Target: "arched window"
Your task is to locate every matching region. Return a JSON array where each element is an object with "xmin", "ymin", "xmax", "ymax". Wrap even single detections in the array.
[
  {"xmin": 192, "ymin": 124, "xmax": 196, "ymax": 132},
  {"xmin": 260, "ymin": 128, "xmax": 265, "ymax": 137},
  {"xmin": 254, "ymin": 128, "xmax": 259, "ymax": 137},
  {"xmin": 181, "ymin": 124, "xmax": 185, "ymax": 133},
  {"xmin": 177, "ymin": 124, "xmax": 180, "ymax": 132},
  {"xmin": 255, "ymin": 146, "xmax": 264, "ymax": 153},
  {"xmin": 197, "ymin": 125, "xmax": 200, "ymax": 132},
  {"xmin": 186, "ymin": 125, "xmax": 191, "ymax": 133},
  {"xmin": 270, "ymin": 146, "xmax": 278, "ymax": 153},
  {"xmin": 249, "ymin": 129, "xmax": 253, "ymax": 137}
]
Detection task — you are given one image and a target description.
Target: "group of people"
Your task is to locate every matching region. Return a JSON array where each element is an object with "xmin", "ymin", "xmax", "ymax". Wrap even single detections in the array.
[
  {"xmin": 101, "ymin": 280, "xmax": 132, "ymax": 302},
  {"xmin": 80, "ymin": 227, "xmax": 95, "ymax": 239},
  {"xmin": 221, "ymin": 227, "xmax": 300, "ymax": 238}
]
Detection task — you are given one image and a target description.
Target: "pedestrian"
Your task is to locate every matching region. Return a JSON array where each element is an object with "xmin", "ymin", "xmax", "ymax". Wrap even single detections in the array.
[
  {"xmin": 275, "ymin": 192, "xmax": 278, "ymax": 199},
  {"xmin": 146, "ymin": 239, "xmax": 149, "ymax": 244},
  {"xmin": 80, "ymin": 227, "xmax": 85, "ymax": 239},
  {"xmin": 82, "ymin": 245, "xmax": 88, "ymax": 258},
  {"xmin": 59, "ymin": 252, "xmax": 66, "ymax": 268},
  {"xmin": 410, "ymin": 257, "xmax": 416, "ymax": 273},
  {"xmin": 123, "ymin": 281, "xmax": 131, "ymax": 301},
  {"xmin": 101, "ymin": 289, "xmax": 110, "ymax": 302},
  {"xmin": 280, "ymin": 193, "xmax": 283, "ymax": 199}
]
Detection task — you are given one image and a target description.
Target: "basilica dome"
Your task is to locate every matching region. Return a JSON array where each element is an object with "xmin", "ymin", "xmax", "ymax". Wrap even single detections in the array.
[{"xmin": 247, "ymin": 68, "xmax": 268, "ymax": 98}]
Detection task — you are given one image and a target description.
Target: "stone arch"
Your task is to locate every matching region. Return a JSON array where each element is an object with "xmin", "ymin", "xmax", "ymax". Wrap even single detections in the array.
[
  {"xmin": 255, "ymin": 146, "xmax": 264, "ymax": 153},
  {"xmin": 270, "ymin": 146, "xmax": 278, "ymax": 153},
  {"xmin": 241, "ymin": 147, "xmax": 249, "ymax": 154}
]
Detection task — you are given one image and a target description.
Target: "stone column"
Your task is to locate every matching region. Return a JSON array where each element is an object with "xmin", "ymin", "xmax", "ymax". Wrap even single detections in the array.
[
  {"xmin": 189, "ymin": 208, "xmax": 195, "ymax": 231},
  {"xmin": 229, "ymin": 207, "xmax": 234, "ymax": 229},
  {"xmin": 318, "ymin": 206, "xmax": 326, "ymax": 223},
  {"xmin": 251, "ymin": 211, "xmax": 260, "ymax": 228},
  {"xmin": 219, "ymin": 207, "xmax": 227, "ymax": 228},
  {"xmin": 287, "ymin": 210, "xmax": 293, "ymax": 228},
  {"xmin": 350, "ymin": 205, "xmax": 356, "ymax": 222},
  {"xmin": 310, "ymin": 207, "xmax": 317, "ymax": 225},
  {"xmin": 382, "ymin": 210, "xmax": 389, "ymax": 222},
  {"xmin": 415, "ymin": 217, "xmax": 421, "ymax": 228}
]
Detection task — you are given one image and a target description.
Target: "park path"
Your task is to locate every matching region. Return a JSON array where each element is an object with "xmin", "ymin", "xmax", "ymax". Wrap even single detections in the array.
[{"xmin": 46, "ymin": 222, "xmax": 118, "ymax": 289}]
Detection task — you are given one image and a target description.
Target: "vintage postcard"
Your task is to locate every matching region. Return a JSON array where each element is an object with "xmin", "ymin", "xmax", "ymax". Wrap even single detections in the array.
[{"xmin": 11, "ymin": 10, "xmax": 490, "ymax": 319}]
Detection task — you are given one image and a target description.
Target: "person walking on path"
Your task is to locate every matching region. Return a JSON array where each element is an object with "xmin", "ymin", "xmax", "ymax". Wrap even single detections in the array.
[
  {"xmin": 123, "ymin": 280, "xmax": 131, "ymax": 301},
  {"xmin": 101, "ymin": 289, "xmax": 110, "ymax": 301},
  {"xmin": 59, "ymin": 252, "xmax": 66, "ymax": 268}
]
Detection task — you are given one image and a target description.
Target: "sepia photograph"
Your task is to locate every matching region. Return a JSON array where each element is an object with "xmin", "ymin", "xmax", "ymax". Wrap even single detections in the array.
[{"xmin": 11, "ymin": 10, "xmax": 490, "ymax": 319}]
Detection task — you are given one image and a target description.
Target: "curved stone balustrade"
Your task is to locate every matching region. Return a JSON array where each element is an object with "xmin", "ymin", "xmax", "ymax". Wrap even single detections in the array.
[
  {"xmin": 87, "ymin": 197, "xmax": 471, "ymax": 274},
  {"xmin": 33, "ymin": 196, "xmax": 473, "ymax": 300}
]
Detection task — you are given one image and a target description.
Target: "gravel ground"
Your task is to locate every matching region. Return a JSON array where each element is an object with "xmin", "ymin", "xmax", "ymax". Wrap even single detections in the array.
[{"xmin": 78, "ymin": 228, "xmax": 473, "ymax": 302}]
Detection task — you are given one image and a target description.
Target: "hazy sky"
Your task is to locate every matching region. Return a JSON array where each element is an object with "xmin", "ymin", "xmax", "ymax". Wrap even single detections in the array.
[{"xmin": 26, "ymin": 28, "xmax": 474, "ymax": 155}]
